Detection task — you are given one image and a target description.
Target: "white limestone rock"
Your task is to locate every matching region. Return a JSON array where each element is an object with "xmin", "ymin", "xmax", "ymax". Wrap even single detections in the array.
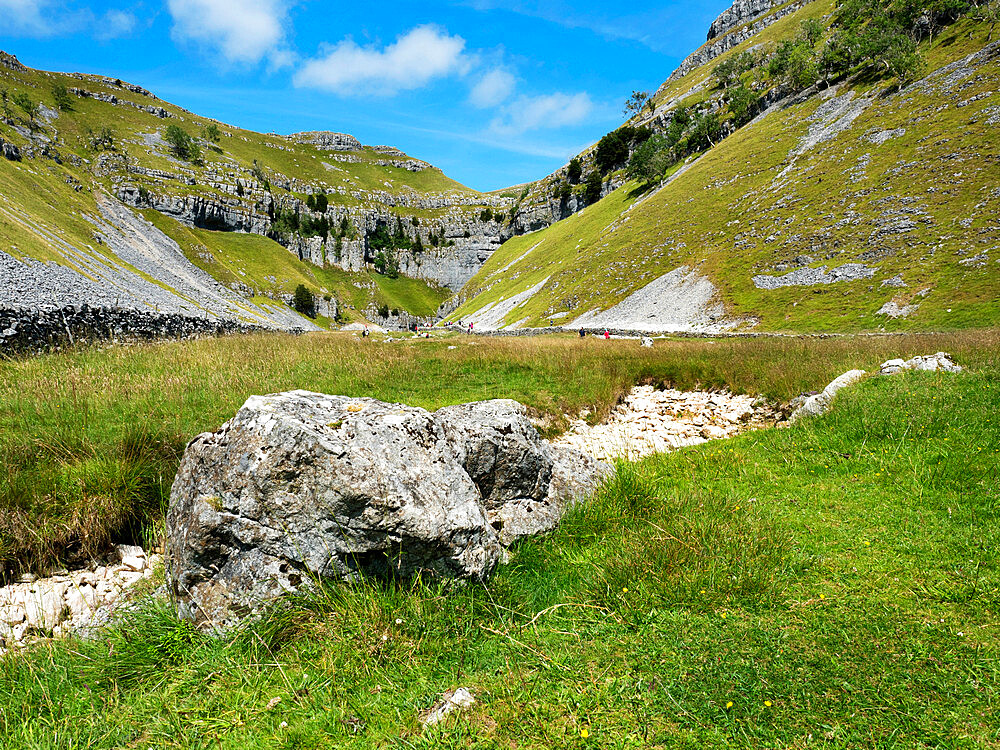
[{"xmin": 789, "ymin": 370, "xmax": 867, "ymax": 421}]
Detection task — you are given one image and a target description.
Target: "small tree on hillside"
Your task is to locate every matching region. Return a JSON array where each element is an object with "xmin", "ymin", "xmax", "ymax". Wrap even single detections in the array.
[
  {"xmin": 164, "ymin": 124, "xmax": 201, "ymax": 162},
  {"xmin": 594, "ymin": 130, "xmax": 630, "ymax": 173},
  {"xmin": 293, "ymin": 284, "xmax": 315, "ymax": 317},
  {"xmin": 800, "ymin": 18, "xmax": 824, "ymax": 47},
  {"xmin": 584, "ymin": 170, "xmax": 603, "ymax": 204},
  {"xmin": 201, "ymin": 123, "xmax": 221, "ymax": 143},
  {"xmin": 87, "ymin": 125, "xmax": 116, "ymax": 151},
  {"xmin": 567, "ymin": 157, "xmax": 583, "ymax": 184},
  {"xmin": 727, "ymin": 84, "xmax": 760, "ymax": 126},
  {"xmin": 623, "ymin": 90, "xmax": 652, "ymax": 117},
  {"xmin": 627, "ymin": 135, "xmax": 672, "ymax": 184},
  {"xmin": 976, "ymin": 0, "xmax": 1000, "ymax": 42},
  {"xmin": 51, "ymin": 83, "xmax": 73, "ymax": 111},
  {"xmin": 12, "ymin": 92, "xmax": 38, "ymax": 129}
]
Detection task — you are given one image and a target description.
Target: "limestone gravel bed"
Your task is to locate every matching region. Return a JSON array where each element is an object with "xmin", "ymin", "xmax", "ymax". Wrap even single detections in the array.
[
  {"xmin": 0, "ymin": 545, "xmax": 162, "ymax": 656},
  {"xmin": 553, "ymin": 385, "xmax": 781, "ymax": 462}
]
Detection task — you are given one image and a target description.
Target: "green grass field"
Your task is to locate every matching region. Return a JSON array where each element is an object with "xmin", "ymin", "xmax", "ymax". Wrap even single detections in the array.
[{"xmin": 1, "ymin": 330, "xmax": 997, "ymax": 747}]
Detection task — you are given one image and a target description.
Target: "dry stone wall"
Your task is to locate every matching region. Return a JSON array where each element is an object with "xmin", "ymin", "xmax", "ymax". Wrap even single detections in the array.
[{"xmin": 0, "ymin": 306, "xmax": 274, "ymax": 356}]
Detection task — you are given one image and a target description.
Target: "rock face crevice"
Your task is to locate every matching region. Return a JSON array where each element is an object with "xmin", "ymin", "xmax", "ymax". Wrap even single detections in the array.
[{"xmin": 167, "ymin": 393, "xmax": 610, "ymax": 628}]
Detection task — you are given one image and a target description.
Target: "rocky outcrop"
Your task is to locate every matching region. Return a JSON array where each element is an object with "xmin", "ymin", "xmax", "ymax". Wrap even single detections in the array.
[
  {"xmin": 1, "ymin": 137, "xmax": 21, "ymax": 161},
  {"xmin": 68, "ymin": 87, "xmax": 171, "ymax": 118},
  {"xmin": 661, "ymin": 0, "xmax": 813, "ymax": 86},
  {"xmin": 288, "ymin": 131, "xmax": 362, "ymax": 151},
  {"xmin": 365, "ymin": 304, "xmax": 435, "ymax": 332},
  {"xmin": 0, "ymin": 51, "xmax": 26, "ymax": 71},
  {"xmin": 115, "ymin": 173, "xmax": 511, "ymax": 291},
  {"xmin": 753, "ymin": 263, "xmax": 877, "ymax": 289},
  {"xmin": 708, "ymin": 0, "xmax": 795, "ymax": 40},
  {"xmin": 789, "ymin": 369, "xmax": 867, "ymax": 420},
  {"xmin": 166, "ymin": 392, "xmax": 609, "ymax": 628},
  {"xmin": 117, "ymin": 185, "xmax": 271, "ymax": 234}
]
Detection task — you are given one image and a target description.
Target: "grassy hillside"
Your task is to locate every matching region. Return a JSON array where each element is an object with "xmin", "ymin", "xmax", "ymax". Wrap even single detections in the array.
[
  {"xmin": 451, "ymin": 10, "xmax": 1000, "ymax": 332},
  {"xmin": 1, "ymin": 332, "xmax": 997, "ymax": 747},
  {"xmin": 0, "ymin": 53, "xmax": 478, "ymax": 321}
]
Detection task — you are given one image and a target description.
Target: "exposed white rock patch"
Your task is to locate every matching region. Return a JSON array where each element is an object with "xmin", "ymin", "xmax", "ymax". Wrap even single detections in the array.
[
  {"xmin": 881, "ymin": 274, "xmax": 908, "ymax": 288},
  {"xmin": 877, "ymin": 300, "xmax": 919, "ymax": 318},
  {"xmin": 959, "ymin": 251, "xmax": 989, "ymax": 268},
  {"xmin": 0, "ymin": 545, "xmax": 162, "ymax": 656},
  {"xmin": 553, "ymin": 386, "xmax": 778, "ymax": 462},
  {"xmin": 880, "ymin": 352, "xmax": 962, "ymax": 375},
  {"xmin": 569, "ymin": 266, "xmax": 739, "ymax": 333},
  {"xmin": 789, "ymin": 370, "xmax": 867, "ymax": 421},
  {"xmin": 864, "ymin": 128, "xmax": 906, "ymax": 145},
  {"xmin": 420, "ymin": 688, "xmax": 476, "ymax": 727},
  {"xmin": 464, "ymin": 277, "xmax": 550, "ymax": 331},
  {"xmin": 753, "ymin": 263, "xmax": 876, "ymax": 289},
  {"xmin": 794, "ymin": 88, "xmax": 872, "ymax": 157}
]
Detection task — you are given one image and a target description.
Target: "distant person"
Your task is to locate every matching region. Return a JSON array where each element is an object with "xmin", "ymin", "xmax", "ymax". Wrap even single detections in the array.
[
  {"xmin": 362, "ymin": 326, "xmax": 369, "ymax": 338},
  {"xmin": 603, "ymin": 329, "xmax": 610, "ymax": 340},
  {"xmin": 468, "ymin": 322, "xmax": 473, "ymax": 334},
  {"xmin": 579, "ymin": 327, "xmax": 585, "ymax": 338}
]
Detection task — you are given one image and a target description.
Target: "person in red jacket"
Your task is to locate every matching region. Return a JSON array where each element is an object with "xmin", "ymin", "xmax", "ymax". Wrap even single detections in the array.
[{"xmin": 603, "ymin": 329, "xmax": 610, "ymax": 340}]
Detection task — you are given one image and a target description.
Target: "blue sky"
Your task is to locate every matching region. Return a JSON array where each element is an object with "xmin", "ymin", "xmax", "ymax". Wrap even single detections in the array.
[{"xmin": 0, "ymin": 0, "xmax": 729, "ymax": 191}]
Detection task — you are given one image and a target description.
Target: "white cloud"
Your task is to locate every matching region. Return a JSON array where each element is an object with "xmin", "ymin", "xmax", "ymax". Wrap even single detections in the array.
[
  {"xmin": 167, "ymin": 0, "xmax": 291, "ymax": 66},
  {"xmin": 490, "ymin": 92, "xmax": 593, "ymax": 136},
  {"xmin": 0, "ymin": 1, "xmax": 139, "ymax": 39},
  {"xmin": 0, "ymin": 0, "xmax": 53, "ymax": 36},
  {"xmin": 295, "ymin": 25, "xmax": 467, "ymax": 96},
  {"xmin": 95, "ymin": 9, "xmax": 137, "ymax": 40},
  {"xmin": 469, "ymin": 68, "xmax": 515, "ymax": 108}
]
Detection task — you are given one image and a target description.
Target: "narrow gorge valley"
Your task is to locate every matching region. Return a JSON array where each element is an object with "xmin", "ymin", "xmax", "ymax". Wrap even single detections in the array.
[{"xmin": 1, "ymin": 1, "xmax": 998, "ymax": 747}]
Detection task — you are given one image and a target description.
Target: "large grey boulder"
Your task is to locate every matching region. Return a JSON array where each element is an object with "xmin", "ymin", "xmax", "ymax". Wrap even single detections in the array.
[
  {"xmin": 438, "ymin": 400, "xmax": 610, "ymax": 545},
  {"xmin": 167, "ymin": 392, "xmax": 609, "ymax": 628}
]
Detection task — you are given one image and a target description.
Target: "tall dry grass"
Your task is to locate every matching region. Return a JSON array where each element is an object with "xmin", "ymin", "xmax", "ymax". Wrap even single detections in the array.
[{"xmin": 2, "ymin": 328, "xmax": 998, "ymax": 579}]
